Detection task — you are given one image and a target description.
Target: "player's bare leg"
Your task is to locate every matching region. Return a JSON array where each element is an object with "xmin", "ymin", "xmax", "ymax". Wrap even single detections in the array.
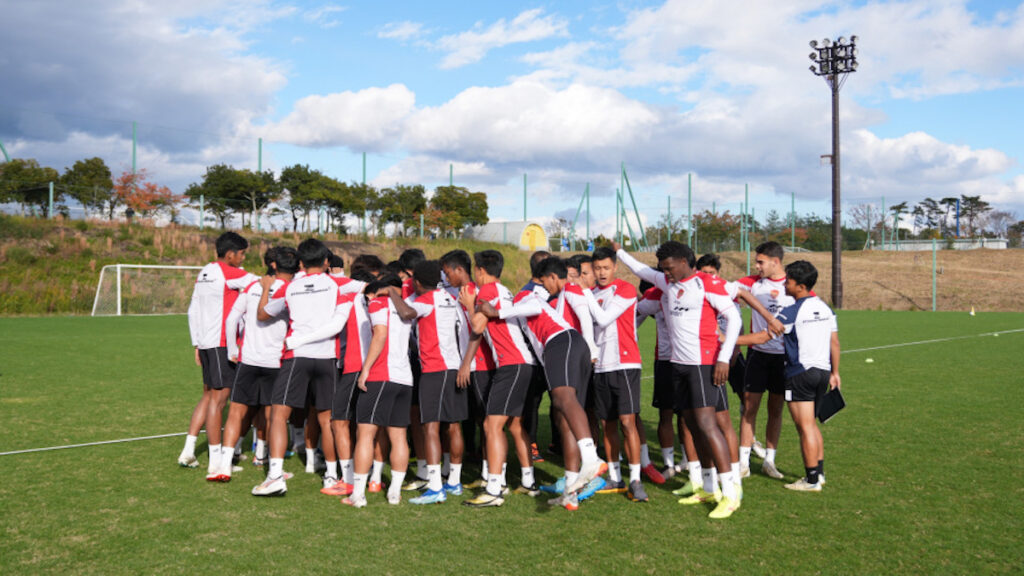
[
  {"xmin": 203, "ymin": 387, "xmax": 231, "ymax": 474},
  {"xmin": 178, "ymin": 386, "xmax": 211, "ymax": 467},
  {"xmin": 211, "ymin": 402, "xmax": 256, "ymax": 481},
  {"xmin": 739, "ymin": 390, "xmax": 763, "ymax": 474},
  {"xmin": 385, "ymin": 425, "xmax": 410, "ymax": 504},
  {"xmin": 762, "ymin": 392, "xmax": 785, "ymax": 477},
  {"xmin": 786, "ymin": 401, "xmax": 823, "ymax": 490},
  {"xmin": 252, "ymin": 403, "xmax": 293, "ymax": 496}
]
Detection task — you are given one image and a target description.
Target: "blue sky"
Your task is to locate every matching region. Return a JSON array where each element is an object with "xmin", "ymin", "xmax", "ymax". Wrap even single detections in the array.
[{"xmin": 2, "ymin": 0, "xmax": 1023, "ymax": 235}]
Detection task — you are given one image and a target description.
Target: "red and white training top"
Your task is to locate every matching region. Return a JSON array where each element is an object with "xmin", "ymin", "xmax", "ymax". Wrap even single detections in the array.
[
  {"xmin": 477, "ymin": 282, "xmax": 534, "ymax": 368},
  {"xmin": 366, "ymin": 296, "xmax": 414, "ymax": 385},
  {"xmin": 409, "ymin": 288, "xmax": 464, "ymax": 373},
  {"xmin": 338, "ymin": 291, "xmax": 371, "ymax": 374},
  {"xmin": 226, "ymin": 279, "xmax": 288, "ymax": 369},
  {"xmin": 499, "ymin": 288, "xmax": 573, "ymax": 363},
  {"xmin": 735, "ymin": 275, "xmax": 793, "ymax": 355},
  {"xmin": 636, "ymin": 286, "xmax": 672, "ymax": 362},
  {"xmin": 445, "ymin": 282, "xmax": 496, "ymax": 372},
  {"xmin": 264, "ymin": 272, "xmax": 349, "ymax": 360},
  {"xmin": 188, "ymin": 262, "xmax": 258, "ymax": 349},
  {"xmin": 585, "ymin": 278, "xmax": 642, "ymax": 374},
  {"xmin": 618, "ymin": 250, "xmax": 740, "ymax": 366},
  {"xmin": 552, "ymin": 283, "xmax": 598, "ymax": 360}
]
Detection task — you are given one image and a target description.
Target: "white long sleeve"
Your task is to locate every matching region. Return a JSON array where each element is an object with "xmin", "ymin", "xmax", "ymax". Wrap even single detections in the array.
[
  {"xmin": 616, "ymin": 249, "xmax": 667, "ymax": 289},
  {"xmin": 285, "ymin": 300, "xmax": 353, "ymax": 350},
  {"xmin": 225, "ymin": 296, "xmax": 246, "ymax": 361}
]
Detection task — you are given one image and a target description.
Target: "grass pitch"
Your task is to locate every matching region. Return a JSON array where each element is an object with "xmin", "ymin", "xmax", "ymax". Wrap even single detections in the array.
[{"xmin": 1, "ymin": 311, "xmax": 1022, "ymax": 574}]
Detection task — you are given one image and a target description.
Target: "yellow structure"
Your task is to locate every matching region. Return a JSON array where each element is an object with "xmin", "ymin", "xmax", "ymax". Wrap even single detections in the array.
[{"xmin": 464, "ymin": 221, "xmax": 549, "ymax": 251}]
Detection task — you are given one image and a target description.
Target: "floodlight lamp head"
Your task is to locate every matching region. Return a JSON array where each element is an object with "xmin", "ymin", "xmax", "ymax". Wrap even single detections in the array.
[
  {"xmin": 838, "ymin": 36, "xmax": 846, "ymax": 45},
  {"xmin": 809, "ymin": 52, "xmax": 818, "ymax": 60},
  {"xmin": 822, "ymin": 38, "xmax": 831, "ymax": 47},
  {"xmin": 809, "ymin": 65, "xmax": 817, "ymax": 73},
  {"xmin": 851, "ymin": 61, "xmax": 859, "ymax": 70},
  {"xmin": 810, "ymin": 40, "xmax": 818, "ymax": 48},
  {"xmin": 850, "ymin": 35, "xmax": 858, "ymax": 43}
]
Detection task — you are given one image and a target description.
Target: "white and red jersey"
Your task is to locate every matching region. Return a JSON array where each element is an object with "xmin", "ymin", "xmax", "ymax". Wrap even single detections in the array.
[
  {"xmin": 618, "ymin": 250, "xmax": 740, "ymax": 366},
  {"xmin": 500, "ymin": 289, "xmax": 572, "ymax": 363},
  {"xmin": 334, "ymin": 276, "xmax": 366, "ymax": 296},
  {"xmin": 477, "ymin": 281, "xmax": 534, "ymax": 367},
  {"xmin": 446, "ymin": 282, "xmax": 496, "ymax": 372},
  {"xmin": 409, "ymin": 288, "xmax": 464, "ymax": 373},
  {"xmin": 637, "ymin": 286, "xmax": 672, "ymax": 361},
  {"xmin": 264, "ymin": 272, "xmax": 349, "ymax": 360},
  {"xmin": 552, "ymin": 283, "xmax": 598, "ymax": 360},
  {"xmin": 735, "ymin": 275, "xmax": 793, "ymax": 354},
  {"xmin": 188, "ymin": 262, "xmax": 258, "ymax": 349},
  {"xmin": 585, "ymin": 278, "xmax": 642, "ymax": 374},
  {"xmin": 366, "ymin": 296, "xmax": 414, "ymax": 385},
  {"xmin": 226, "ymin": 279, "xmax": 288, "ymax": 369},
  {"xmin": 339, "ymin": 291, "xmax": 371, "ymax": 374}
]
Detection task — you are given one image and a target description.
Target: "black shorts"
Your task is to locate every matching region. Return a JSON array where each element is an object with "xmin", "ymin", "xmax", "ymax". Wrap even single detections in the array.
[
  {"xmin": 542, "ymin": 331, "xmax": 592, "ymax": 403},
  {"xmin": 332, "ymin": 371, "xmax": 360, "ymax": 421},
  {"xmin": 652, "ymin": 360, "xmax": 676, "ymax": 410},
  {"xmin": 729, "ymin": 352, "xmax": 747, "ymax": 399},
  {"xmin": 199, "ymin": 347, "xmax": 236, "ymax": 390},
  {"xmin": 744, "ymin": 350, "xmax": 786, "ymax": 395},
  {"xmin": 409, "ymin": 341, "xmax": 422, "ymax": 407},
  {"xmin": 486, "ymin": 364, "xmax": 533, "ymax": 417},
  {"xmin": 356, "ymin": 381, "xmax": 413, "ymax": 428},
  {"xmin": 786, "ymin": 368, "xmax": 829, "ymax": 405},
  {"xmin": 271, "ymin": 357, "xmax": 338, "ymax": 410},
  {"xmin": 419, "ymin": 370, "xmax": 469, "ymax": 423},
  {"xmin": 672, "ymin": 364, "xmax": 728, "ymax": 411},
  {"xmin": 470, "ymin": 370, "xmax": 493, "ymax": 411},
  {"xmin": 593, "ymin": 369, "xmax": 641, "ymax": 420},
  {"xmin": 230, "ymin": 363, "xmax": 278, "ymax": 407}
]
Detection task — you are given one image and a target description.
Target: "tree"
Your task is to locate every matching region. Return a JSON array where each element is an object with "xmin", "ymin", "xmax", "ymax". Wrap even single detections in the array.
[
  {"xmin": 848, "ymin": 203, "xmax": 882, "ymax": 246},
  {"xmin": 762, "ymin": 209, "xmax": 785, "ymax": 235},
  {"xmin": 377, "ymin": 184, "xmax": 426, "ymax": 236},
  {"xmin": 278, "ymin": 164, "xmax": 325, "ymax": 232},
  {"xmin": 939, "ymin": 197, "xmax": 959, "ymax": 236},
  {"xmin": 59, "ymin": 157, "xmax": 113, "ymax": 219},
  {"xmin": 112, "ymin": 169, "xmax": 182, "ymax": 220},
  {"xmin": 916, "ymin": 197, "xmax": 943, "ymax": 235},
  {"xmin": 428, "ymin": 185, "xmax": 489, "ymax": 237},
  {"xmin": 889, "ymin": 201, "xmax": 908, "ymax": 241},
  {"xmin": 959, "ymin": 194, "xmax": 991, "ymax": 237},
  {"xmin": 1008, "ymin": 220, "xmax": 1024, "ymax": 247},
  {"xmin": 691, "ymin": 209, "xmax": 741, "ymax": 251},
  {"xmin": 0, "ymin": 158, "xmax": 60, "ymax": 216},
  {"xmin": 979, "ymin": 210, "xmax": 1015, "ymax": 238},
  {"xmin": 185, "ymin": 164, "xmax": 256, "ymax": 229}
]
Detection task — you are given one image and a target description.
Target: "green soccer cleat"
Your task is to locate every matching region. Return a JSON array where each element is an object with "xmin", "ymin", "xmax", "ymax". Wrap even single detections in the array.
[
  {"xmin": 708, "ymin": 496, "xmax": 741, "ymax": 519},
  {"xmin": 677, "ymin": 487, "xmax": 721, "ymax": 505},
  {"xmin": 462, "ymin": 492, "xmax": 504, "ymax": 508}
]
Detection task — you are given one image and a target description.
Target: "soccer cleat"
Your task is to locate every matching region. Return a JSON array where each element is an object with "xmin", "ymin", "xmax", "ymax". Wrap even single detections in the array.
[
  {"xmin": 627, "ymin": 480, "xmax": 649, "ymax": 502},
  {"xmin": 178, "ymin": 454, "xmax": 199, "ymax": 468},
  {"xmin": 305, "ymin": 460, "xmax": 316, "ymax": 474},
  {"xmin": 660, "ymin": 466, "xmax": 676, "ymax": 481},
  {"xmin": 740, "ymin": 465, "xmax": 751, "ymax": 479},
  {"xmin": 708, "ymin": 496, "xmax": 741, "ymax": 519},
  {"xmin": 232, "ymin": 464, "xmax": 243, "ymax": 472},
  {"xmin": 538, "ymin": 477, "xmax": 565, "ymax": 495},
  {"xmin": 762, "ymin": 461, "xmax": 784, "ymax": 480},
  {"xmin": 341, "ymin": 496, "xmax": 367, "ymax": 508},
  {"xmin": 819, "ymin": 473, "xmax": 827, "ymax": 486},
  {"xmin": 409, "ymin": 489, "xmax": 448, "ymax": 505},
  {"xmin": 785, "ymin": 477, "xmax": 822, "ymax": 492},
  {"xmin": 735, "ymin": 482, "xmax": 744, "ymax": 501},
  {"xmin": 443, "ymin": 482, "xmax": 463, "ymax": 496},
  {"xmin": 206, "ymin": 469, "xmax": 231, "ymax": 483},
  {"xmin": 367, "ymin": 481, "xmax": 383, "ymax": 493},
  {"xmin": 578, "ymin": 477, "xmax": 606, "ymax": 501},
  {"xmin": 597, "ymin": 479, "xmax": 628, "ymax": 494},
  {"xmin": 320, "ymin": 481, "xmax": 354, "ymax": 496},
  {"xmin": 320, "ymin": 476, "xmax": 339, "ymax": 493},
  {"xmin": 672, "ymin": 480, "xmax": 700, "ymax": 496},
  {"xmin": 642, "ymin": 463, "xmax": 666, "ymax": 485},
  {"xmin": 464, "ymin": 478, "xmax": 487, "ymax": 490},
  {"xmin": 547, "ymin": 492, "xmax": 579, "ymax": 511},
  {"xmin": 752, "ymin": 440, "xmax": 767, "ymax": 459},
  {"xmin": 514, "ymin": 485, "xmax": 540, "ymax": 497},
  {"xmin": 402, "ymin": 479, "xmax": 429, "ymax": 491},
  {"xmin": 530, "ymin": 443, "xmax": 544, "ymax": 462},
  {"xmin": 387, "ymin": 491, "xmax": 402, "ymax": 505},
  {"xmin": 677, "ymin": 487, "xmax": 722, "ymax": 505},
  {"xmin": 462, "ymin": 493, "xmax": 504, "ymax": 508},
  {"xmin": 568, "ymin": 460, "xmax": 608, "ymax": 494},
  {"xmin": 251, "ymin": 476, "xmax": 287, "ymax": 497}
]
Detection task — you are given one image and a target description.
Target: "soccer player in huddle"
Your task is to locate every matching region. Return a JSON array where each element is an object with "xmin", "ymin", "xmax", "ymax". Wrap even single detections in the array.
[
  {"xmin": 181, "ymin": 231, "xmax": 258, "ymax": 471},
  {"xmin": 777, "ymin": 261, "xmax": 840, "ymax": 492}
]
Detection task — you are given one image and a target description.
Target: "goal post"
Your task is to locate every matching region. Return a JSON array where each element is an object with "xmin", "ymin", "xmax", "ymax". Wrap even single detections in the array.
[{"xmin": 92, "ymin": 264, "xmax": 203, "ymax": 316}]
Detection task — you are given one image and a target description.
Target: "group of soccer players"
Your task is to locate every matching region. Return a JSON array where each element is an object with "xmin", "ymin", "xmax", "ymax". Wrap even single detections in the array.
[{"xmin": 178, "ymin": 231, "xmax": 840, "ymax": 519}]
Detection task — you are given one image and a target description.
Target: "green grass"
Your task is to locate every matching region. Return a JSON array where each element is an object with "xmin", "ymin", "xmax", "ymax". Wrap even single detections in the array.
[{"xmin": 1, "ymin": 312, "xmax": 1023, "ymax": 574}]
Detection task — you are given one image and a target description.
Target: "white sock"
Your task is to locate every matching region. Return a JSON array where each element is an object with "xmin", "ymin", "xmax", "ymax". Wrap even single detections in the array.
[
  {"xmin": 500, "ymin": 463, "xmax": 507, "ymax": 486},
  {"xmin": 220, "ymin": 445, "xmax": 235, "ymax": 470},
  {"xmin": 521, "ymin": 466, "xmax": 535, "ymax": 489},
  {"xmin": 341, "ymin": 459, "xmax": 353, "ymax": 484},
  {"xmin": 687, "ymin": 461, "xmax": 701, "ymax": 486},
  {"xmin": 640, "ymin": 444, "xmax": 651, "ymax": 468},
  {"xmin": 389, "ymin": 471, "xmax": 406, "ymax": 500},
  {"xmin": 731, "ymin": 462, "xmax": 741, "ymax": 481},
  {"xmin": 181, "ymin": 434, "xmax": 197, "ymax": 457},
  {"xmin": 442, "ymin": 453, "xmax": 451, "ymax": 477},
  {"xmin": 702, "ymin": 468, "xmax": 716, "ymax": 493},
  {"xmin": 352, "ymin": 472, "xmax": 368, "ymax": 501},
  {"xmin": 577, "ymin": 438, "xmax": 599, "ymax": 464},
  {"xmin": 427, "ymin": 464, "xmax": 442, "ymax": 492},
  {"xmin": 417, "ymin": 459, "xmax": 429, "ymax": 481},
  {"xmin": 481, "ymin": 460, "xmax": 490, "ymax": 481},
  {"xmin": 766, "ymin": 448, "xmax": 777, "ymax": 464},
  {"xmin": 370, "ymin": 460, "xmax": 383, "ymax": 483},
  {"xmin": 661, "ymin": 447, "xmax": 675, "ymax": 469},
  {"xmin": 629, "ymin": 463, "xmax": 641, "ymax": 484},
  {"xmin": 305, "ymin": 448, "xmax": 316, "ymax": 466},
  {"xmin": 565, "ymin": 470, "xmax": 579, "ymax": 489},
  {"xmin": 269, "ymin": 457, "xmax": 284, "ymax": 480},
  {"xmin": 449, "ymin": 463, "xmax": 462, "ymax": 486},
  {"xmin": 740, "ymin": 446, "xmax": 752, "ymax": 467},
  {"xmin": 486, "ymin": 474, "xmax": 502, "ymax": 497},
  {"xmin": 609, "ymin": 462, "xmax": 622, "ymax": 483},
  {"xmin": 255, "ymin": 439, "xmax": 266, "ymax": 459},
  {"xmin": 720, "ymin": 471, "xmax": 737, "ymax": 500},
  {"xmin": 208, "ymin": 444, "xmax": 221, "ymax": 472},
  {"xmin": 326, "ymin": 460, "xmax": 338, "ymax": 479}
]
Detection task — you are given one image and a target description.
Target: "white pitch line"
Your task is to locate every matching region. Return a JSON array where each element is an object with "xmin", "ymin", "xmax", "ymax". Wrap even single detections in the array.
[{"xmin": 3, "ymin": 328, "xmax": 1020, "ymax": 457}]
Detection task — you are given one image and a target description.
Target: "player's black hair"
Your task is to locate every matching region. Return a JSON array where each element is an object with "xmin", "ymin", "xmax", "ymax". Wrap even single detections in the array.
[
  {"xmin": 530, "ymin": 254, "xmax": 553, "ymax": 279},
  {"xmin": 215, "ymin": 231, "xmax": 248, "ymax": 257},
  {"xmin": 696, "ymin": 253, "xmax": 721, "ymax": 271},
  {"xmin": 384, "ymin": 260, "xmax": 406, "ymax": 277},
  {"xmin": 638, "ymin": 279, "xmax": 654, "ymax": 294},
  {"xmin": 756, "ymin": 241, "xmax": 784, "ymax": 261},
  {"xmin": 350, "ymin": 269, "xmax": 376, "ymax": 284},
  {"xmin": 364, "ymin": 273, "xmax": 402, "ymax": 296},
  {"xmin": 591, "ymin": 246, "xmax": 617, "ymax": 263},
  {"xmin": 350, "ymin": 254, "xmax": 385, "ymax": 277},
  {"xmin": 297, "ymin": 238, "xmax": 330, "ymax": 269},
  {"xmin": 327, "ymin": 251, "xmax": 345, "ymax": 271},
  {"xmin": 656, "ymin": 241, "xmax": 696, "ymax": 268},
  {"xmin": 263, "ymin": 246, "xmax": 278, "ymax": 275},
  {"xmin": 399, "ymin": 248, "xmax": 427, "ymax": 272},
  {"xmin": 413, "ymin": 260, "xmax": 442, "ymax": 289},
  {"xmin": 274, "ymin": 246, "xmax": 300, "ymax": 275},
  {"xmin": 440, "ymin": 249, "xmax": 472, "ymax": 274},
  {"xmin": 565, "ymin": 255, "xmax": 582, "ymax": 273},
  {"xmin": 536, "ymin": 257, "xmax": 568, "ymax": 280},
  {"xmin": 474, "ymin": 250, "xmax": 504, "ymax": 278},
  {"xmin": 785, "ymin": 260, "xmax": 818, "ymax": 291}
]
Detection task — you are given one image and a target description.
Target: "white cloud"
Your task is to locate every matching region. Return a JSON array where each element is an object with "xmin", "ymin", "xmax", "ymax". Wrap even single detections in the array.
[
  {"xmin": 303, "ymin": 4, "xmax": 346, "ymax": 29},
  {"xmin": 435, "ymin": 8, "xmax": 569, "ymax": 69},
  {"xmin": 378, "ymin": 21, "xmax": 427, "ymax": 41}
]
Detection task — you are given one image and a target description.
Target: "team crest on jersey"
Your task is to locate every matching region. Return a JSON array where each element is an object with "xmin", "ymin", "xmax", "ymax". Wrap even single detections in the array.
[
  {"xmin": 770, "ymin": 289, "xmax": 779, "ymax": 299},
  {"xmin": 597, "ymin": 299, "xmax": 604, "ymax": 305},
  {"xmin": 676, "ymin": 288, "xmax": 685, "ymax": 298}
]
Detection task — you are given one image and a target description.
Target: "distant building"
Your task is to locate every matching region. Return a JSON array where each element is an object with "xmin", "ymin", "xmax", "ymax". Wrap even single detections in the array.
[{"xmin": 464, "ymin": 221, "xmax": 549, "ymax": 251}]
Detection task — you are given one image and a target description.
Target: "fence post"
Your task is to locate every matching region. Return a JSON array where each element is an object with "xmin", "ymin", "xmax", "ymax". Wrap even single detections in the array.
[
  {"xmin": 48, "ymin": 181, "xmax": 54, "ymax": 219},
  {"xmin": 116, "ymin": 264, "xmax": 123, "ymax": 316},
  {"xmin": 932, "ymin": 238, "xmax": 937, "ymax": 311},
  {"xmin": 199, "ymin": 195, "xmax": 205, "ymax": 230}
]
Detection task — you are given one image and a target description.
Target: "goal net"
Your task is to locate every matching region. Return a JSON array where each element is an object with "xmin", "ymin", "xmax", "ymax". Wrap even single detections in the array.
[{"xmin": 91, "ymin": 264, "xmax": 203, "ymax": 316}]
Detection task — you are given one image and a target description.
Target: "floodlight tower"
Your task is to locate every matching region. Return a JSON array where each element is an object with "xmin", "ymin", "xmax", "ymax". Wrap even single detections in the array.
[{"xmin": 809, "ymin": 35, "xmax": 858, "ymax": 308}]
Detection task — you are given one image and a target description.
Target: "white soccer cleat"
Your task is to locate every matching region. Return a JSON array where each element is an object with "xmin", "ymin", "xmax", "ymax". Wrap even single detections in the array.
[
  {"xmin": 761, "ymin": 461, "xmax": 784, "ymax": 480},
  {"xmin": 568, "ymin": 459, "xmax": 607, "ymax": 495},
  {"xmin": 740, "ymin": 465, "xmax": 751, "ymax": 479},
  {"xmin": 387, "ymin": 491, "xmax": 402, "ymax": 505},
  {"xmin": 785, "ymin": 477, "xmax": 822, "ymax": 492},
  {"xmin": 251, "ymin": 476, "xmax": 287, "ymax": 496},
  {"xmin": 178, "ymin": 454, "xmax": 199, "ymax": 468},
  {"xmin": 752, "ymin": 440, "xmax": 767, "ymax": 460}
]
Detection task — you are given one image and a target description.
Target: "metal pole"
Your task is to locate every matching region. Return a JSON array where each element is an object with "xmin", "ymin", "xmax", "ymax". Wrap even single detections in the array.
[
  {"xmin": 450, "ymin": 164, "xmax": 453, "ymax": 187},
  {"xmin": 687, "ymin": 173, "xmax": 692, "ymax": 245},
  {"xmin": 362, "ymin": 152, "xmax": 366, "ymax": 185},
  {"xmin": 881, "ymin": 195, "xmax": 886, "ymax": 250},
  {"xmin": 831, "ymin": 78, "xmax": 843, "ymax": 308},
  {"xmin": 0, "ymin": 140, "xmax": 9, "ymax": 162},
  {"xmin": 48, "ymin": 181, "xmax": 54, "ymax": 219},
  {"xmin": 955, "ymin": 198, "xmax": 960, "ymax": 237},
  {"xmin": 932, "ymin": 238, "xmax": 937, "ymax": 311},
  {"xmin": 586, "ymin": 184, "xmax": 590, "ymax": 242},
  {"xmin": 621, "ymin": 168, "xmax": 647, "ymax": 250},
  {"xmin": 420, "ymin": 213, "xmax": 424, "ymax": 239},
  {"xmin": 258, "ymin": 138, "xmax": 262, "ymax": 173},
  {"xmin": 616, "ymin": 188, "xmax": 621, "ymax": 245},
  {"xmin": 199, "ymin": 194, "xmax": 204, "ymax": 230},
  {"xmin": 523, "ymin": 173, "xmax": 527, "ymax": 221}
]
